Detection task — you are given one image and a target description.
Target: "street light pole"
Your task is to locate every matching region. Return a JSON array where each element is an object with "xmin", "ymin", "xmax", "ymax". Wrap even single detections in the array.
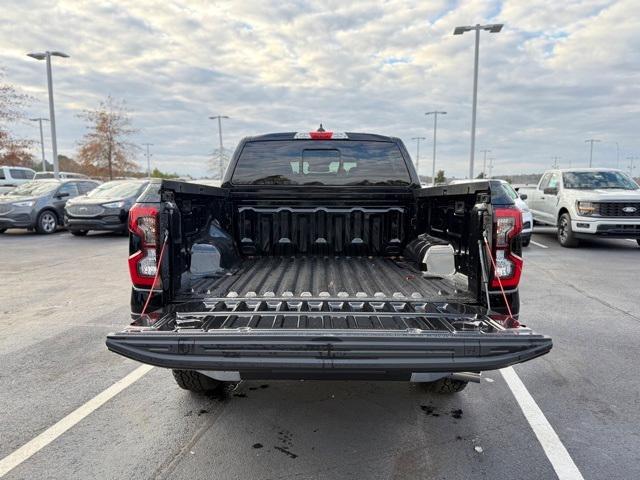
[
  {"xmin": 27, "ymin": 51, "xmax": 69, "ymax": 180},
  {"xmin": 411, "ymin": 137, "xmax": 426, "ymax": 176},
  {"xmin": 453, "ymin": 23, "xmax": 503, "ymax": 178},
  {"xmin": 627, "ymin": 156, "xmax": 638, "ymax": 177},
  {"xmin": 209, "ymin": 115, "xmax": 229, "ymax": 180},
  {"xmin": 142, "ymin": 143, "xmax": 154, "ymax": 178},
  {"xmin": 425, "ymin": 111, "xmax": 446, "ymax": 186},
  {"xmin": 488, "ymin": 157, "xmax": 495, "ymax": 178},
  {"xmin": 585, "ymin": 139, "xmax": 600, "ymax": 167},
  {"xmin": 29, "ymin": 117, "xmax": 49, "ymax": 172},
  {"xmin": 480, "ymin": 149, "xmax": 491, "ymax": 178}
]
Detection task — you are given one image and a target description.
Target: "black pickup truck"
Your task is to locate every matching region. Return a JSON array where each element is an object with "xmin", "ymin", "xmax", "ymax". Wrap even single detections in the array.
[{"xmin": 107, "ymin": 130, "xmax": 552, "ymax": 394}]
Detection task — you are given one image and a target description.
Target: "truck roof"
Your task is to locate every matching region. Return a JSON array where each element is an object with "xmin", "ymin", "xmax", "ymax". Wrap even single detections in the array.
[{"xmin": 242, "ymin": 132, "xmax": 400, "ymax": 143}]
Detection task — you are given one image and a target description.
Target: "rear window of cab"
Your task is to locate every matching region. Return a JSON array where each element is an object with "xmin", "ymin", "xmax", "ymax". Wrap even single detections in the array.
[{"xmin": 231, "ymin": 140, "xmax": 411, "ymax": 186}]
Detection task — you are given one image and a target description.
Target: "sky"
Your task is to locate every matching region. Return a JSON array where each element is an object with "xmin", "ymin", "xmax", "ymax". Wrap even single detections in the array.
[{"xmin": 1, "ymin": 0, "xmax": 639, "ymax": 179}]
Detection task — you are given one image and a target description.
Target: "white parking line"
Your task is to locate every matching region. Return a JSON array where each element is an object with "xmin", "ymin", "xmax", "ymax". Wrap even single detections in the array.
[
  {"xmin": 501, "ymin": 367, "xmax": 584, "ymax": 480},
  {"xmin": 0, "ymin": 365, "xmax": 153, "ymax": 478},
  {"xmin": 530, "ymin": 240, "xmax": 549, "ymax": 249}
]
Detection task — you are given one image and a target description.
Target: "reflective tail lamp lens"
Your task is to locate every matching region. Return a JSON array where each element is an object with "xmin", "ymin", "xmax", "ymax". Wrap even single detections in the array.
[
  {"xmin": 128, "ymin": 205, "xmax": 160, "ymax": 287},
  {"xmin": 491, "ymin": 207, "xmax": 523, "ymax": 289}
]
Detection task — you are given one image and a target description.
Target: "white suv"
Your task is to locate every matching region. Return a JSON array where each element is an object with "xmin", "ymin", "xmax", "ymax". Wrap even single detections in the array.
[{"xmin": 0, "ymin": 166, "xmax": 36, "ymax": 194}]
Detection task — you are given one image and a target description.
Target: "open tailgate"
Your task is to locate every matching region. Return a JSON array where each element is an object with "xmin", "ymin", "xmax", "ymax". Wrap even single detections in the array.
[{"xmin": 107, "ymin": 297, "xmax": 552, "ymax": 378}]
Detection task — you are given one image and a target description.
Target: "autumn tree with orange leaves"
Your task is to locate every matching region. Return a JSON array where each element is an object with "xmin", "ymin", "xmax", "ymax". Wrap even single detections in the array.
[
  {"xmin": 77, "ymin": 96, "xmax": 139, "ymax": 179},
  {"xmin": 0, "ymin": 69, "xmax": 34, "ymax": 166}
]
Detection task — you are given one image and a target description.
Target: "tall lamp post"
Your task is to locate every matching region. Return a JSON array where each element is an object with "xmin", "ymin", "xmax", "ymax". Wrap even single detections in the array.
[
  {"xmin": 627, "ymin": 156, "xmax": 639, "ymax": 177},
  {"xmin": 411, "ymin": 137, "xmax": 426, "ymax": 177},
  {"xmin": 425, "ymin": 111, "xmax": 446, "ymax": 186},
  {"xmin": 585, "ymin": 138, "xmax": 600, "ymax": 167},
  {"xmin": 453, "ymin": 23, "xmax": 503, "ymax": 178},
  {"xmin": 209, "ymin": 115, "xmax": 229, "ymax": 180},
  {"xmin": 480, "ymin": 149, "xmax": 491, "ymax": 178},
  {"xmin": 142, "ymin": 143, "xmax": 154, "ymax": 178},
  {"xmin": 29, "ymin": 117, "xmax": 49, "ymax": 172},
  {"xmin": 27, "ymin": 51, "xmax": 69, "ymax": 179},
  {"xmin": 488, "ymin": 156, "xmax": 495, "ymax": 178}
]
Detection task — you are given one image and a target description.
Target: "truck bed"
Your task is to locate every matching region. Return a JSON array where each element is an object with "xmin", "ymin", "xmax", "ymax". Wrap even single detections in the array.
[{"xmin": 187, "ymin": 256, "xmax": 473, "ymax": 303}]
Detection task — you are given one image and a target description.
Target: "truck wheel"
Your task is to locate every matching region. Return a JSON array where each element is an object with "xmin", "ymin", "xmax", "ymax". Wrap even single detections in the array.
[
  {"xmin": 423, "ymin": 377, "xmax": 468, "ymax": 394},
  {"xmin": 522, "ymin": 237, "xmax": 531, "ymax": 247},
  {"xmin": 172, "ymin": 370, "xmax": 221, "ymax": 394},
  {"xmin": 557, "ymin": 213, "xmax": 579, "ymax": 247},
  {"xmin": 70, "ymin": 230, "xmax": 88, "ymax": 236},
  {"xmin": 637, "ymin": 239, "xmax": 640, "ymax": 247},
  {"xmin": 35, "ymin": 210, "xmax": 58, "ymax": 234},
  {"xmin": 0, "ymin": 228, "xmax": 6, "ymax": 234}
]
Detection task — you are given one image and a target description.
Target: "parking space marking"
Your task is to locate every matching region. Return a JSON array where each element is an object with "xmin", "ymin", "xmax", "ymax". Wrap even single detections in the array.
[
  {"xmin": 530, "ymin": 240, "xmax": 549, "ymax": 249},
  {"xmin": 0, "ymin": 364, "xmax": 153, "ymax": 478},
  {"xmin": 501, "ymin": 367, "xmax": 584, "ymax": 480}
]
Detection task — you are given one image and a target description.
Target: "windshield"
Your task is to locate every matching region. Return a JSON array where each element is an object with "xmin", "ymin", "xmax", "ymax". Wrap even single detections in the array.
[
  {"xmin": 86, "ymin": 181, "xmax": 146, "ymax": 199},
  {"xmin": 563, "ymin": 171, "xmax": 639, "ymax": 190},
  {"xmin": 8, "ymin": 181, "xmax": 58, "ymax": 196},
  {"xmin": 232, "ymin": 140, "xmax": 411, "ymax": 186}
]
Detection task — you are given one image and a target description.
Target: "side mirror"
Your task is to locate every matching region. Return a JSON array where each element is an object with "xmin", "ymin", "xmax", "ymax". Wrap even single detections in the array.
[
  {"xmin": 543, "ymin": 187, "xmax": 558, "ymax": 195},
  {"xmin": 519, "ymin": 193, "xmax": 528, "ymax": 201},
  {"xmin": 56, "ymin": 192, "xmax": 70, "ymax": 199}
]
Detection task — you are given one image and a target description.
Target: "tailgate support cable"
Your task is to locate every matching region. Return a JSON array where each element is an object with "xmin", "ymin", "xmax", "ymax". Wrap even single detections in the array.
[{"xmin": 140, "ymin": 231, "xmax": 169, "ymax": 318}]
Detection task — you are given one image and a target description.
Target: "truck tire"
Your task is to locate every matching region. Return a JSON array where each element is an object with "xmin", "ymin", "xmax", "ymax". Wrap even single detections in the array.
[
  {"xmin": 557, "ymin": 213, "xmax": 579, "ymax": 248},
  {"xmin": 522, "ymin": 236, "xmax": 531, "ymax": 247},
  {"xmin": 0, "ymin": 228, "xmax": 6, "ymax": 234},
  {"xmin": 35, "ymin": 210, "xmax": 58, "ymax": 234},
  {"xmin": 637, "ymin": 239, "xmax": 640, "ymax": 247},
  {"xmin": 423, "ymin": 377, "xmax": 468, "ymax": 394},
  {"xmin": 172, "ymin": 369, "xmax": 221, "ymax": 394}
]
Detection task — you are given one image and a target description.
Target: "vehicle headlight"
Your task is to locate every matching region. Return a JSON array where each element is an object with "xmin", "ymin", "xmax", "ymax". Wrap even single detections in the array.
[
  {"xmin": 576, "ymin": 201, "xmax": 596, "ymax": 216},
  {"xmin": 102, "ymin": 201, "xmax": 125, "ymax": 208},
  {"xmin": 12, "ymin": 200, "xmax": 35, "ymax": 207}
]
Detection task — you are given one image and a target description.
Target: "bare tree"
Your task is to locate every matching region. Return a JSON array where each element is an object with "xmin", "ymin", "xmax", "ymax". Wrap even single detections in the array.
[
  {"xmin": 77, "ymin": 96, "xmax": 139, "ymax": 179},
  {"xmin": 0, "ymin": 69, "xmax": 33, "ymax": 164}
]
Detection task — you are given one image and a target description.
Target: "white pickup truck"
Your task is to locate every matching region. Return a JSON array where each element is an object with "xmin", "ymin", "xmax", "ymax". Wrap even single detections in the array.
[{"xmin": 521, "ymin": 168, "xmax": 640, "ymax": 247}]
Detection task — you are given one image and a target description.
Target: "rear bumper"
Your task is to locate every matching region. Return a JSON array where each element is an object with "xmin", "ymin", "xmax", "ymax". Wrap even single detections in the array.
[{"xmin": 106, "ymin": 329, "xmax": 552, "ymax": 379}]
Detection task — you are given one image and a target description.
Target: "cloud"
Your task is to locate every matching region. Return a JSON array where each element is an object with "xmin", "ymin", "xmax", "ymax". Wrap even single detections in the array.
[{"xmin": 1, "ymin": 0, "xmax": 638, "ymax": 178}]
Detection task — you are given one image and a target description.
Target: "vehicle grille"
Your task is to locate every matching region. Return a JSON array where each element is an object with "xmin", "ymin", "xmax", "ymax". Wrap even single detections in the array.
[
  {"xmin": 66, "ymin": 205, "xmax": 104, "ymax": 217},
  {"xmin": 0, "ymin": 204, "xmax": 13, "ymax": 215},
  {"xmin": 595, "ymin": 202, "xmax": 640, "ymax": 217}
]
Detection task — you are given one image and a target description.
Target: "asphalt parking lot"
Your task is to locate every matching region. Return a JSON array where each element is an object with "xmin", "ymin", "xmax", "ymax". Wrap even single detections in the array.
[{"xmin": 1, "ymin": 227, "xmax": 639, "ymax": 479}]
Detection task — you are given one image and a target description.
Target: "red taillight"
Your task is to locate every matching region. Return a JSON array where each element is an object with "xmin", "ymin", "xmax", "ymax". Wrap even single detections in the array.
[
  {"xmin": 309, "ymin": 131, "xmax": 334, "ymax": 139},
  {"xmin": 128, "ymin": 205, "xmax": 160, "ymax": 287},
  {"xmin": 294, "ymin": 131, "xmax": 348, "ymax": 140},
  {"xmin": 490, "ymin": 207, "xmax": 523, "ymax": 289}
]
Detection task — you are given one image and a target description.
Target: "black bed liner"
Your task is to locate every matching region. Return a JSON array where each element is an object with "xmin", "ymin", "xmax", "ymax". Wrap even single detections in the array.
[{"xmin": 188, "ymin": 256, "xmax": 472, "ymax": 302}]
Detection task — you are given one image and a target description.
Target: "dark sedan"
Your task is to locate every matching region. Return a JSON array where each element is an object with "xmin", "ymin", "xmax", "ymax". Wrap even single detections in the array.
[
  {"xmin": 64, "ymin": 180, "xmax": 150, "ymax": 236},
  {"xmin": 0, "ymin": 179, "xmax": 99, "ymax": 234}
]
